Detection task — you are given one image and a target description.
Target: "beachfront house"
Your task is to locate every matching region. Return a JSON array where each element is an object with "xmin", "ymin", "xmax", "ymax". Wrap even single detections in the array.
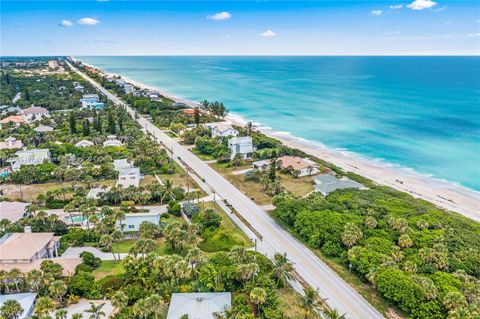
[
  {"xmin": 252, "ymin": 159, "xmax": 272, "ymax": 171},
  {"xmin": 0, "ymin": 293, "xmax": 37, "ymax": 319},
  {"xmin": 228, "ymin": 136, "xmax": 254, "ymax": 159},
  {"xmin": 33, "ymin": 125, "xmax": 54, "ymax": 133},
  {"xmin": 166, "ymin": 292, "xmax": 232, "ymax": 319},
  {"xmin": 314, "ymin": 174, "xmax": 367, "ymax": 196},
  {"xmin": 18, "ymin": 106, "xmax": 50, "ymax": 122},
  {"xmin": 0, "ymin": 201, "xmax": 29, "ymax": 223},
  {"xmin": 117, "ymin": 167, "xmax": 142, "ymax": 188},
  {"xmin": 80, "ymin": 94, "xmax": 104, "ymax": 110},
  {"xmin": 12, "ymin": 149, "xmax": 51, "ymax": 171},
  {"xmin": 116, "ymin": 212, "xmax": 161, "ymax": 232},
  {"xmin": 0, "ymin": 115, "xmax": 26, "ymax": 128},
  {"xmin": 103, "ymin": 135, "xmax": 123, "ymax": 147},
  {"xmin": 0, "ymin": 136, "xmax": 24, "ymax": 150},
  {"xmin": 278, "ymin": 155, "xmax": 319, "ymax": 177},
  {"xmin": 116, "ymin": 79, "xmax": 126, "ymax": 86},
  {"xmin": 113, "ymin": 159, "xmax": 133, "ymax": 171},
  {"xmin": 124, "ymin": 84, "xmax": 134, "ymax": 94},
  {"xmin": 205, "ymin": 122, "xmax": 239, "ymax": 138},
  {"xmin": 75, "ymin": 139, "xmax": 94, "ymax": 148},
  {"xmin": 173, "ymin": 102, "xmax": 187, "ymax": 107}
]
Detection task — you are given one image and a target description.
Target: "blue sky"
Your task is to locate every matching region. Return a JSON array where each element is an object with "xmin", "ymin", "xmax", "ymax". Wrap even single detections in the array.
[{"xmin": 1, "ymin": 0, "xmax": 479, "ymax": 56}]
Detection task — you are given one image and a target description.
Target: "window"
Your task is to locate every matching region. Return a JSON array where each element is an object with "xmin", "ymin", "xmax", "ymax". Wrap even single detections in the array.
[{"xmin": 128, "ymin": 225, "xmax": 135, "ymax": 229}]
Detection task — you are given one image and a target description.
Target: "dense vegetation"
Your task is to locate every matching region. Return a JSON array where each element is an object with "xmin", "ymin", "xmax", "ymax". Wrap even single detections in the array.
[{"xmin": 272, "ymin": 188, "xmax": 480, "ymax": 319}]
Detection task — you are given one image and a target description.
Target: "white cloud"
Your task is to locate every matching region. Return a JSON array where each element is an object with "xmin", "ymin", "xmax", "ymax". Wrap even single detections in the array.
[
  {"xmin": 207, "ymin": 12, "xmax": 232, "ymax": 21},
  {"xmin": 467, "ymin": 33, "xmax": 480, "ymax": 37},
  {"xmin": 407, "ymin": 0, "xmax": 437, "ymax": 10},
  {"xmin": 78, "ymin": 17, "xmax": 100, "ymax": 25},
  {"xmin": 59, "ymin": 19, "xmax": 73, "ymax": 27},
  {"xmin": 371, "ymin": 10, "xmax": 383, "ymax": 16},
  {"xmin": 390, "ymin": 4, "xmax": 404, "ymax": 9},
  {"xmin": 384, "ymin": 31, "xmax": 403, "ymax": 36},
  {"xmin": 260, "ymin": 30, "xmax": 277, "ymax": 38}
]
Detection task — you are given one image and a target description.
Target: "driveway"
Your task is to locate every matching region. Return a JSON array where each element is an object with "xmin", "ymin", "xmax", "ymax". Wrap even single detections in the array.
[{"xmin": 62, "ymin": 247, "xmax": 129, "ymax": 261}]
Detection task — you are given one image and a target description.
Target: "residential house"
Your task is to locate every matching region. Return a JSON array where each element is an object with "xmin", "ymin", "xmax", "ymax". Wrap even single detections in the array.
[
  {"xmin": 80, "ymin": 94, "xmax": 104, "ymax": 110},
  {"xmin": 74, "ymin": 84, "xmax": 85, "ymax": 92},
  {"xmin": 1, "ymin": 105, "xmax": 22, "ymax": 116},
  {"xmin": 113, "ymin": 159, "xmax": 133, "ymax": 171},
  {"xmin": 117, "ymin": 167, "xmax": 142, "ymax": 188},
  {"xmin": 33, "ymin": 125, "xmax": 54, "ymax": 133},
  {"xmin": 12, "ymin": 149, "xmax": 51, "ymax": 171},
  {"xmin": 18, "ymin": 106, "xmax": 50, "ymax": 122},
  {"xmin": 278, "ymin": 156, "xmax": 319, "ymax": 177},
  {"xmin": 0, "ymin": 293, "xmax": 37, "ymax": 319},
  {"xmin": 182, "ymin": 109, "xmax": 195, "ymax": 116},
  {"xmin": 116, "ymin": 79, "xmax": 126, "ymax": 86},
  {"xmin": 173, "ymin": 102, "xmax": 187, "ymax": 107},
  {"xmin": 314, "ymin": 174, "xmax": 367, "ymax": 196},
  {"xmin": 124, "ymin": 84, "xmax": 134, "ymax": 94},
  {"xmin": 205, "ymin": 122, "xmax": 239, "ymax": 138},
  {"xmin": 252, "ymin": 159, "xmax": 272, "ymax": 170},
  {"xmin": 0, "ymin": 115, "xmax": 26, "ymax": 128},
  {"xmin": 228, "ymin": 136, "xmax": 253, "ymax": 159},
  {"xmin": 75, "ymin": 139, "xmax": 94, "ymax": 148},
  {"xmin": 0, "ymin": 201, "xmax": 29, "ymax": 223},
  {"xmin": 0, "ymin": 136, "xmax": 24, "ymax": 150},
  {"xmin": 166, "ymin": 292, "xmax": 232, "ymax": 319},
  {"xmin": 103, "ymin": 135, "xmax": 123, "ymax": 147},
  {"xmin": 0, "ymin": 230, "xmax": 61, "ymax": 263},
  {"xmin": 116, "ymin": 212, "xmax": 161, "ymax": 232}
]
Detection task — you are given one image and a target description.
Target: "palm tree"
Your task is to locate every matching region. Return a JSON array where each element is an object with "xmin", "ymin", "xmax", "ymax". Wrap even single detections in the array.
[
  {"xmin": 161, "ymin": 180, "xmax": 175, "ymax": 203},
  {"xmin": 132, "ymin": 299, "xmax": 148, "ymax": 319},
  {"xmin": 63, "ymin": 204, "xmax": 75, "ymax": 224},
  {"xmin": 236, "ymin": 263, "xmax": 259, "ymax": 283},
  {"xmin": 341, "ymin": 223, "xmax": 363, "ymax": 248},
  {"xmin": 144, "ymin": 294, "xmax": 164, "ymax": 319},
  {"xmin": 111, "ymin": 291, "xmax": 128, "ymax": 312},
  {"xmin": 325, "ymin": 309, "xmax": 347, "ymax": 319},
  {"xmin": 49, "ymin": 280, "xmax": 67, "ymax": 303},
  {"xmin": 0, "ymin": 300, "xmax": 23, "ymax": 319},
  {"xmin": 300, "ymin": 287, "xmax": 324, "ymax": 319},
  {"xmin": 7, "ymin": 268, "xmax": 22, "ymax": 293},
  {"xmin": 272, "ymin": 252, "xmax": 294, "ymax": 286},
  {"xmin": 55, "ymin": 309, "xmax": 68, "ymax": 319},
  {"xmin": 443, "ymin": 291, "xmax": 467, "ymax": 311},
  {"xmin": 71, "ymin": 314, "xmax": 83, "ymax": 319},
  {"xmin": 398, "ymin": 234, "xmax": 413, "ymax": 249},
  {"xmin": 34, "ymin": 297, "xmax": 55, "ymax": 317},
  {"xmin": 99, "ymin": 234, "xmax": 116, "ymax": 261},
  {"xmin": 85, "ymin": 302, "xmax": 106, "ymax": 319},
  {"xmin": 249, "ymin": 287, "xmax": 267, "ymax": 317},
  {"xmin": 228, "ymin": 246, "xmax": 248, "ymax": 263},
  {"xmin": 0, "ymin": 270, "xmax": 10, "ymax": 293}
]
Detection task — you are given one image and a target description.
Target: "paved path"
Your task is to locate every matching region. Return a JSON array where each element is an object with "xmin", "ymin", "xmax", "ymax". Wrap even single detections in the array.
[
  {"xmin": 69, "ymin": 61, "xmax": 384, "ymax": 319},
  {"xmin": 232, "ymin": 168, "xmax": 251, "ymax": 175},
  {"xmin": 62, "ymin": 247, "xmax": 129, "ymax": 261}
]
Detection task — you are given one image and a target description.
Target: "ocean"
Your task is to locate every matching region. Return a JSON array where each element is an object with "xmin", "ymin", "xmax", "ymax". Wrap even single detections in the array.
[{"xmin": 78, "ymin": 56, "xmax": 480, "ymax": 191}]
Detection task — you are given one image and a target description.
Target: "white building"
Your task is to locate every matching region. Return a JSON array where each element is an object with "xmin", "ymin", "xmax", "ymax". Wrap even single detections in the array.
[
  {"xmin": 103, "ymin": 135, "xmax": 123, "ymax": 147},
  {"xmin": 252, "ymin": 159, "xmax": 272, "ymax": 171},
  {"xmin": 33, "ymin": 125, "xmax": 54, "ymax": 133},
  {"xmin": 0, "ymin": 293, "xmax": 37, "ymax": 319},
  {"xmin": 116, "ymin": 212, "xmax": 161, "ymax": 232},
  {"xmin": 117, "ymin": 167, "xmax": 142, "ymax": 188},
  {"xmin": 0, "ymin": 136, "xmax": 24, "ymax": 150},
  {"xmin": 12, "ymin": 149, "xmax": 51, "ymax": 171},
  {"xmin": 75, "ymin": 139, "xmax": 94, "ymax": 148},
  {"xmin": 278, "ymin": 156, "xmax": 319, "ymax": 177},
  {"xmin": 205, "ymin": 122, "xmax": 239, "ymax": 138},
  {"xmin": 18, "ymin": 106, "xmax": 50, "ymax": 122},
  {"xmin": 113, "ymin": 159, "xmax": 133, "ymax": 171},
  {"xmin": 124, "ymin": 84, "xmax": 134, "ymax": 94},
  {"xmin": 167, "ymin": 292, "xmax": 232, "ymax": 319},
  {"xmin": 74, "ymin": 85, "xmax": 85, "ymax": 92},
  {"xmin": 228, "ymin": 136, "xmax": 253, "ymax": 159},
  {"xmin": 116, "ymin": 79, "xmax": 126, "ymax": 86}
]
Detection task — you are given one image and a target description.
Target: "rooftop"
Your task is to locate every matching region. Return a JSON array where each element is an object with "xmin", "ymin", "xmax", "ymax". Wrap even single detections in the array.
[
  {"xmin": 34, "ymin": 125, "xmax": 54, "ymax": 132},
  {"xmin": 279, "ymin": 156, "xmax": 317, "ymax": 171},
  {"xmin": 0, "ymin": 201, "xmax": 29, "ymax": 223},
  {"xmin": 0, "ymin": 293, "xmax": 37, "ymax": 319},
  {"xmin": 19, "ymin": 106, "xmax": 49, "ymax": 114},
  {"xmin": 167, "ymin": 292, "xmax": 231, "ymax": 319},
  {"xmin": 0, "ymin": 115, "xmax": 25, "ymax": 124},
  {"xmin": 0, "ymin": 232, "xmax": 56, "ymax": 260},
  {"xmin": 314, "ymin": 174, "xmax": 366, "ymax": 195},
  {"xmin": 229, "ymin": 136, "xmax": 252, "ymax": 145},
  {"xmin": 0, "ymin": 258, "xmax": 82, "ymax": 276}
]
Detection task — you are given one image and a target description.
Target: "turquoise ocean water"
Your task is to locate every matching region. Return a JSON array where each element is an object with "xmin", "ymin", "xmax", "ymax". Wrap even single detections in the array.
[{"xmin": 78, "ymin": 56, "xmax": 480, "ymax": 191}]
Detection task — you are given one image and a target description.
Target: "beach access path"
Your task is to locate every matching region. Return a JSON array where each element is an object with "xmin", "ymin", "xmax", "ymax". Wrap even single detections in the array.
[{"xmin": 68, "ymin": 61, "xmax": 384, "ymax": 319}]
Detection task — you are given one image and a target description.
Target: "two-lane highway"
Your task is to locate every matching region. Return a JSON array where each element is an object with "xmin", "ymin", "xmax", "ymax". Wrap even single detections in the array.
[{"xmin": 68, "ymin": 61, "xmax": 384, "ymax": 319}]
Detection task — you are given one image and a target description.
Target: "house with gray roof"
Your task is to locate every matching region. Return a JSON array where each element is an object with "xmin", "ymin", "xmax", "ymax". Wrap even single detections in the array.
[
  {"xmin": 0, "ymin": 293, "xmax": 37, "ymax": 319},
  {"xmin": 11, "ymin": 149, "xmax": 51, "ymax": 171},
  {"xmin": 167, "ymin": 292, "xmax": 231, "ymax": 319},
  {"xmin": 314, "ymin": 174, "xmax": 367, "ymax": 196},
  {"xmin": 228, "ymin": 136, "xmax": 253, "ymax": 160}
]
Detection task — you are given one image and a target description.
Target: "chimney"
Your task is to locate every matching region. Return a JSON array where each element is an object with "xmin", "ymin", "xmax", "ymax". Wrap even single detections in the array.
[{"xmin": 24, "ymin": 226, "xmax": 32, "ymax": 233}]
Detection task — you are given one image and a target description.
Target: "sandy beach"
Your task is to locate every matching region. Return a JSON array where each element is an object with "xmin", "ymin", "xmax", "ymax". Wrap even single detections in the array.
[{"xmin": 78, "ymin": 59, "xmax": 480, "ymax": 222}]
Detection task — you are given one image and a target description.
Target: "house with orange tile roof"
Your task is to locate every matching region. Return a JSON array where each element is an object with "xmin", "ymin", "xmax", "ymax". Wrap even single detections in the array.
[
  {"xmin": 278, "ymin": 155, "xmax": 319, "ymax": 177},
  {"xmin": 0, "ymin": 115, "xmax": 26, "ymax": 128}
]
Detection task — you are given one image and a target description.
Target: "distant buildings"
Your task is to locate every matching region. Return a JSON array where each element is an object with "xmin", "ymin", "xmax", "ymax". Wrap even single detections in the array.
[
  {"xmin": 0, "ymin": 201, "xmax": 29, "ymax": 223},
  {"xmin": 74, "ymin": 84, "xmax": 85, "ymax": 92},
  {"xmin": 75, "ymin": 139, "xmax": 94, "ymax": 148},
  {"xmin": 1, "ymin": 105, "xmax": 21, "ymax": 116},
  {"xmin": 48, "ymin": 60, "xmax": 59, "ymax": 69},
  {"xmin": 33, "ymin": 125, "xmax": 54, "ymax": 133},
  {"xmin": 314, "ymin": 174, "xmax": 367, "ymax": 196},
  {"xmin": 80, "ymin": 94, "xmax": 104, "ymax": 110},
  {"xmin": 18, "ymin": 106, "xmax": 50, "ymax": 122},
  {"xmin": 12, "ymin": 149, "xmax": 51, "ymax": 171},
  {"xmin": 103, "ymin": 135, "xmax": 123, "ymax": 147},
  {"xmin": 278, "ymin": 156, "xmax": 318, "ymax": 177},
  {"xmin": 117, "ymin": 167, "xmax": 142, "ymax": 188},
  {"xmin": 228, "ymin": 136, "xmax": 253, "ymax": 159},
  {"xmin": 173, "ymin": 102, "xmax": 187, "ymax": 107},
  {"xmin": 166, "ymin": 292, "xmax": 232, "ymax": 319},
  {"xmin": 0, "ymin": 136, "xmax": 24, "ymax": 150},
  {"xmin": 117, "ymin": 212, "xmax": 161, "ymax": 232},
  {"xmin": 205, "ymin": 122, "xmax": 239, "ymax": 138},
  {"xmin": 124, "ymin": 84, "xmax": 134, "ymax": 94},
  {"xmin": 116, "ymin": 79, "xmax": 126, "ymax": 86},
  {"xmin": 0, "ymin": 115, "xmax": 26, "ymax": 128},
  {"xmin": 0, "ymin": 293, "xmax": 37, "ymax": 319}
]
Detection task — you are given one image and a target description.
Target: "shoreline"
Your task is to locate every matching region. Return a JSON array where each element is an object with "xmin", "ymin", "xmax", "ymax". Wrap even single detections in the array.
[{"xmin": 76, "ymin": 58, "xmax": 480, "ymax": 222}]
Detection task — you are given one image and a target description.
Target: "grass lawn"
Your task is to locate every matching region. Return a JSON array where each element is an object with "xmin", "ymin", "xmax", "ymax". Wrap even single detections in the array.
[
  {"xmin": 190, "ymin": 148, "xmax": 217, "ymax": 161},
  {"xmin": 270, "ymin": 213, "xmax": 393, "ymax": 317},
  {"xmin": 278, "ymin": 173, "xmax": 315, "ymax": 197},
  {"xmin": 277, "ymin": 288, "xmax": 311, "ymax": 319},
  {"xmin": 92, "ymin": 260, "xmax": 124, "ymax": 280},
  {"xmin": 0, "ymin": 179, "xmax": 116, "ymax": 202}
]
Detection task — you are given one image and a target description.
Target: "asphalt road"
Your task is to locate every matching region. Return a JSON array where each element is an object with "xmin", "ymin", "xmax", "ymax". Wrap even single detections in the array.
[{"xmin": 69, "ymin": 62, "xmax": 384, "ymax": 319}]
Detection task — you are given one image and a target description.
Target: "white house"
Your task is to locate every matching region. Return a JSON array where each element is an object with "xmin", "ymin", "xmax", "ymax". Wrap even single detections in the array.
[
  {"xmin": 228, "ymin": 136, "xmax": 253, "ymax": 159},
  {"xmin": 117, "ymin": 167, "xmax": 142, "ymax": 188},
  {"xmin": 33, "ymin": 125, "xmax": 54, "ymax": 133},
  {"xmin": 12, "ymin": 149, "xmax": 51, "ymax": 171},
  {"xmin": 75, "ymin": 139, "xmax": 94, "ymax": 148},
  {"xmin": 80, "ymin": 94, "xmax": 104, "ymax": 110},
  {"xmin": 252, "ymin": 159, "xmax": 272, "ymax": 171},
  {"xmin": 18, "ymin": 106, "xmax": 50, "ymax": 122},
  {"xmin": 167, "ymin": 292, "xmax": 232, "ymax": 319},
  {"xmin": 113, "ymin": 159, "xmax": 133, "ymax": 171},
  {"xmin": 0, "ymin": 136, "xmax": 24, "ymax": 150},
  {"xmin": 278, "ymin": 156, "xmax": 319, "ymax": 177},
  {"xmin": 124, "ymin": 84, "xmax": 134, "ymax": 94},
  {"xmin": 205, "ymin": 122, "xmax": 239, "ymax": 138},
  {"xmin": 0, "ymin": 293, "xmax": 37, "ymax": 319},
  {"xmin": 103, "ymin": 135, "xmax": 123, "ymax": 147},
  {"xmin": 116, "ymin": 212, "xmax": 161, "ymax": 232},
  {"xmin": 116, "ymin": 79, "xmax": 126, "ymax": 86},
  {"xmin": 314, "ymin": 174, "xmax": 367, "ymax": 196}
]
